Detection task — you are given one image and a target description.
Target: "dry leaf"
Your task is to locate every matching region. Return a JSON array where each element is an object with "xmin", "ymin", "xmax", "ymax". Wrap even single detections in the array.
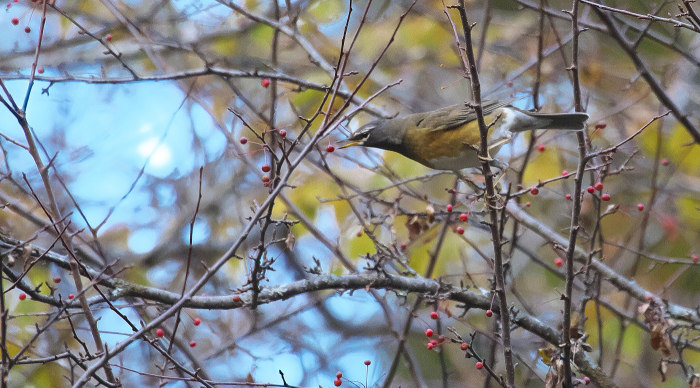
[
  {"xmin": 538, "ymin": 347, "xmax": 557, "ymax": 365},
  {"xmin": 406, "ymin": 215, "xmax": 428, "ymax": 241},
  {"xmin": 545, "ymin": 368, "xmax": 557, "ymax": 388},
  {"xmin": 659, "ymin": 360, "xmax": 668, "ymax": 382},
  {"xmin": 569, "ymin": 325, "xmax": 584, "ymax": 340},
  {"xmin": 641, "ymin": 300, "xmax": 673, "ymax": 356},
  {"xmin": 642, "ymin": 300, "xmax": 673, "ymax": 356},
  {"xmin": 650, "ymin": 324, "xmax": 672, "ymax": 356},
  {"xmin": 426, "ymin": 204, "xmax": 435, "ymax": 223},
  {"xmin": 285, "ymin": 232, "xmax": 296, "ymax": 250}
]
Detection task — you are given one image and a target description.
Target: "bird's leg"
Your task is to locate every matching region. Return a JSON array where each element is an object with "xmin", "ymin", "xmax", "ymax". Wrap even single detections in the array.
[
  {"xmin": 476, "ymin": 138, "xmax": 512, "ymax": 163},
  {"xmin": 488, "ymin": 159, "xmax": 509, "ymax": 194}
]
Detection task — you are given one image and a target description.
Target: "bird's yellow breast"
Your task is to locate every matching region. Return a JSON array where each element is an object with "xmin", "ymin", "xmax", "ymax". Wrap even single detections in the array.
[{"xmin": 401, "ymin": 111, "xmax": 505, "ymax": 170}]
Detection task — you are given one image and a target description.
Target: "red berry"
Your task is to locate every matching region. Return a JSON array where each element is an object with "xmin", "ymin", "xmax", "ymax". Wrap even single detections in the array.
[
  {"xmin": 326, "ymin": 144, "xmax": 335, "ymax": 153},
  {"xmin": 530, "ymin": 187, "xmax": 539, "ymax": 195},
  {"xmin": 456, "ymin": 226, "xmax": 465, "ymax": 235},
  {"xmin": 475, "ymin": 362, "xmax": 483, "ymax": 370},
  {"xmin": 193, "ymin": 318, "xmax": 201, "ymax": 326},
  {"xmin": 595, "ymin": 123, "xmax": 606, "ymax": 130},
  {"xmin": 189, "ymin": 340, "xmax": 196, "ymax": 347},
  {"xmin": 427, "ymin": 342, "xmax": 434, "ymax": 350},
  {"xmin": 105, "ymin": 33, "xmax": 113, "ymax": 42},
  {"xmin": 430, "ymin": 311, "xmax": 438, "ymax": 319},
  {"xmin": 583, "ymin": 376, "xmax": 590, "ymax": 385},
  {"xmin": 261, "ymin": 78, "xmax": 270, "ymax": 88},
  {"xmin": 460, "ymin": 342, "xmax": 468, "ymax": 351},
  {"xmin": 429, "ymin": 339, "xmax": 438, "ymax": 345},
  {"xmin": 233, "ymin": 295, "xmax": 241, "ymax": 302},
  {"xmin": 24, "ymin": 26, "xmax": 31, "ymax": 33},
  {"xmin": 68, "ymin": 294, "xmax": 74, "ymax": 299},
  {"xmin": 645, "ymin": 295, "xmax": 653, "ymax": 302},
  {"xmin": 336, "ymin": 371, "xmax": 343, "ymax": 378},
  {"xmin": 11, "ymin": 18, "xmax": 19, "ymax": 25},
  {"xmin": 594, "ymin": 182, "xmax": 604, "ymax": 191},
  {"xmin": 538, "ymin": 144, "xmax": 545, "ymax": 152},
  {"xmin": 565, "ymin": 194, "xmax": 572, "ymax": 200},
  {"xmin": 601, "ymin": 193, "xmax": 611, "ymax": 201},
  {"xmin": 239, "ymin": 137, "xmax": 248, "ymax": 144},
  {"xmin": 19, "ymin": 293, "xmax": 26, "ymax": 301},
  {"xmin": 400, "ymin": 242, "xmax": 407, "ymax": 250},
  {"xmin": 53, "ymin": 276, "xmax": 61, "ymax": 283},
  {"xmin": 637, "ymin": 203, "xmax": 644, "ymax": 211},
  {"xmin": 554, "ymin": 258, "xmax": 563, "ymax": 267},
  {"xmin": 37, "ymin": 67, "xmax": 44, "ymax": 74},
  {"xmin": 156, "ymin": 329, "xmax": 164, "ymax": 337},
  {"xmin": 446, "ymin": 204, "xmax": 452, "ymax": 212},
  {"xmin": 278, "ymin": 129, "xmax": 286, "ymax": 138},
  {"xmin": 692, "ymin": 254, "xmax": 699, "ymax": 263},
  {"xmin": 426, "ymin": 329, "xmax": 434, "ymax": 337},
  {"xmin": 459, "ymin": 213, "xmax": 468, "ymax": 222},
  {"xmin": 562, "ymin": 170, "xmax": 568, "ymax": 176},
  {"xmin": 587, "ymin": 186, "xmax": 595, "ymax": 194},
  {"xmin": 661, "ymin": 158, "xmax": 670, "ymax": 166},
  {"xmin": 262, "ymin": 176, "xmax": 270, "ymax": 183},
  {"xmin": 438, "ymin": 335, "xmax": 445, "ymax": 343},
  {"xmin": 261, "ymin": 165, "xmax": 271, "ymax": 172},
  {"xmin": 334, "ymin": 378, "xmax": 342, "ymax": 386},
  {"xmin": 485, "ymin": 310, "xmax": 493, "ymax": 317},
  {"xmin": 364, "ymin": 360, "xmax": 371, "ymax": 366},
  {"xmin": 525, "ymin": 201, "xmax": 531, "ymax": 207}
]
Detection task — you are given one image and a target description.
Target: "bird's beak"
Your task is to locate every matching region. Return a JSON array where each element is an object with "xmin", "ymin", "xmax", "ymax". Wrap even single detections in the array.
[{"xmin": 338, "ymin": 138, "xmax": 364, "ymax": 149}]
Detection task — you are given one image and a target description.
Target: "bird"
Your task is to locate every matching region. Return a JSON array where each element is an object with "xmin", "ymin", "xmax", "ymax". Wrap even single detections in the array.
[{"xmin": 340, "ymin": 100, "xmax": 589, "ymax": 174}]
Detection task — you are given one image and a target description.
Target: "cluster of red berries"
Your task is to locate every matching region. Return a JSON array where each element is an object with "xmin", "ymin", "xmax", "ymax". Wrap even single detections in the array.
[
  {"xmin": 333, "ymin": 360, "xmax": 370, "ymax": 385},
  {"xmin": 425, "ymin": 328, "xmax": 446, "ymax": 350},
  {"xmin": 453, "ymin": 211, "xmax": 468, "ymax": 235},
  {"xmin": 238, "ymin": 129, "xmax": 335, "ymax": 185},
  {"xmin": 583, "ymin": 181, "xmax": 610, "ymax": 201},
  {"xmin": 334, "ymin": 371, "xmax": 342, "ymax": 386},
  {"xmin": 17, "ymin": 274, "xmax": 70, "ymax": 301},
  {"xmin": 153, "ymin": 317, "xmax": 202, "ymax": 346}
]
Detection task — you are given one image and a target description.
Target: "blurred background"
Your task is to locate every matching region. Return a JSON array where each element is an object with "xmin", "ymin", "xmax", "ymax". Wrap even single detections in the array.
[{"xmin": 1, "ymin": 0, "xmax": 699, "ymax": 387}]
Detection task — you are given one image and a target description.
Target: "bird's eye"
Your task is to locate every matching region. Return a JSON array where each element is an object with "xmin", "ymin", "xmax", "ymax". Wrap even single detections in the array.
[{"xmin": 351, "ymin": 130, "xmax": 370, "ymax": 141}]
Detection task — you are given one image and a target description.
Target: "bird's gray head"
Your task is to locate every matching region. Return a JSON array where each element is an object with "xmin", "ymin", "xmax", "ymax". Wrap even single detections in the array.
[{"xmin": 340, "ymin": 119, "xmax": 404, "ymax": 152}]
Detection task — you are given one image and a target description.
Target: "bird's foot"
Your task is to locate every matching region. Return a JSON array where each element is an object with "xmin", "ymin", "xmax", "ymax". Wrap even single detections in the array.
[{"xmin": 477, "ymin": 153, "xmax": 494, "ymax": 162}]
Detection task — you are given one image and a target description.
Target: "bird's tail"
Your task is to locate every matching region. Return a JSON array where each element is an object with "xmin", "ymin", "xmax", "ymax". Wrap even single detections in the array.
[{"xmin": 510, "ymin": 111, "xmax": 590, "ymax": 132}]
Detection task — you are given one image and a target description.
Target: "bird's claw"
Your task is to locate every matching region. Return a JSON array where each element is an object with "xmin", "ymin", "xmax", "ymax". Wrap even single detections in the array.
[{"xmin": 477, "ymin": 154, "xmax": 494, "ymax": 162}]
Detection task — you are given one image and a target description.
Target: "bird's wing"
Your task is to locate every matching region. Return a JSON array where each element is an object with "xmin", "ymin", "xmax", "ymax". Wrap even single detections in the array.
[{"xmin": 413, "ymin": 100, "xmax": 511, "ymax": 132}]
